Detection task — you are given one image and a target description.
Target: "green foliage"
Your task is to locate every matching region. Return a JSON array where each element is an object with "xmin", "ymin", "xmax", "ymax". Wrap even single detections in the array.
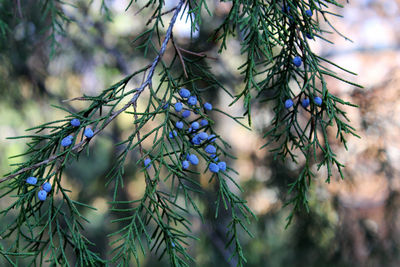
[{"xmin": 0, "ymin": 0, "xmax": 359, "ymax": 266}]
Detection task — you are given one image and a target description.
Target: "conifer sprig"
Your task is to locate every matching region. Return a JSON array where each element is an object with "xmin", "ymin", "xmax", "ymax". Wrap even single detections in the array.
[{"xmin": 1, "ymin": 0, "xmax": 359, "ymax": 265}]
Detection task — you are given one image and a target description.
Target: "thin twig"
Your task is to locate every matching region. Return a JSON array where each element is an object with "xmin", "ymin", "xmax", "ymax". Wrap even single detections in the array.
[
  {"xmin": 1, "ymin": 0, "xmax": 186, "ymax": 184},
  {"xmin": 178, "ymin": 47, "xmax": 218, "ymax": 60},
  {"xmin": 171, "ymin": 36, "xmax": 188, "ymax": 78},
  {"xmin": 146, "ymin": 6, "xmax": 177, "ymax": 26}
]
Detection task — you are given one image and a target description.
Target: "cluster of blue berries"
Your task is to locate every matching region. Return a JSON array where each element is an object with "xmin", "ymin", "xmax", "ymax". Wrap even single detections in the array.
[
  {"xmin": 26, "ymin": 176, "xmax": 52, "ymax": 201},
  {"xmin": 146, "ymin": 88, "xmax": 228, "ymax": 174},
  {"xmin": 61, "ymin": 119, "xmax": 94, "ymax": 147},
  {"xmin": 284, "ymin": 96, "xmax": 322, "ymax": 109}
]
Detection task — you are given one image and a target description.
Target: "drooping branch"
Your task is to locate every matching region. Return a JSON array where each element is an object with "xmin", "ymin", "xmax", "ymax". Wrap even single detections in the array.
[{"xmin": 1, "ymin": 0, "xmax": 186, "ymax": 184}]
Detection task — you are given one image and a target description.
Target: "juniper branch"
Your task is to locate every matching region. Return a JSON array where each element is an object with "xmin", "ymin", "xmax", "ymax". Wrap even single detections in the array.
[{"xmin": 1, "ymin": 0, "xmax": 185, "ymax": 184}]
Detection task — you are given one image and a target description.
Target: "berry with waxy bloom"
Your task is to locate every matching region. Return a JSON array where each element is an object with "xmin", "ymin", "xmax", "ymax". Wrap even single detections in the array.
[
  {"xmin": 188, "ymin": 154, "xmax": 199, "ymax": 165},
  {"xmin": 198, "ymin": 132, "xmax": 208, "ymax": 140},
  {"xmin": 26, "ymin": 176, "xmax": 37, "ymax": 185},
  {"xmin": 204, "ymin": 102, "xmax": 212, "ymax": 111},
  {"xmin": 293, "ymin": 56, "xmax": 302, "ymax": 67},
  {"xmin": 191, "ymin": 135, "xmax": 201, "ymax": 145},
  {"xmin": 285, "ymin": 99, "xmax": 293, "ymax": 109},
  {"xmin": 144, "ymin": 158, "xmax": 151, "ymax": 169},
  {"xmin": 169, "ymin": 130, "xmax": 177, "ymax": 139},
  {"xmin": 301, "ymin": 98, "xmax": 310, "ymax": 108},
  {"xmin": 70, "ymin": 118, "xmax": 80, "ymax": 127},
  {"xmin": 176, "ymin": 121, "xmax": 184, "ymax": 129},
  {"xmin": 305, "ymin": 9, "xmax": 313, "ymax": 17},
  {"xmin": 314, "ymin": 96, "xmax": 322, "ymax": 106},
  {"xmin": 209, "ymin": 163, "xmax": 219, "ymax": 173},
  {"xmin": 179, "ymin": 88, "xmax": 190, "ymax": 98},
  {"xmin": 208, "ymin": 134, "xmax": 216, "ymax": 142},
  {"xmin": 61, "ymin": 136, "xmax": 73, "ymax": 147},
  {"xmin": 188, "ymin": 96, "xmax": 197, "ymax": 106},
  {"xmin": 200, "ymin": 119, "xmax": 208, "ymax": 126},
  {"xmin": 191, "ymin": 122, "xmax": 199, "ymax": 130},
  {"xmin": 182, "ymin": 160, "xmax": 190, "ymax": 169},
  {"xmin": 210, "ymin": 154, "xmax": 219, "ymax": 162},
  {"xmin": 42, "ymin": 182, "xmax": 52, "ymax": 192},
  {"xmin": 38, "ymin": 190, "xmax": 47, "ymax": 201},
  {"xmin": 218, "ymin": 161, "xmax": 227, "ymax": 171},
  {"xmin": 174, "ymin": 102, "xmax": 183, "ymax": 112},
  {"xmin": 205, "ymin": 145, "xmax": 216, "ymax": 154},
  {"xmin": 84, "ymin": 128, "xmax": 94, "ymax": 138},
  {"xmin": 182, "ymin": 110, "xmax": 191, "ymax": 118}
]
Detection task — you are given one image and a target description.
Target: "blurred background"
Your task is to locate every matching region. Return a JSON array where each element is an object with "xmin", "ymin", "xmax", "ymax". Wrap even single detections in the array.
[{"xmin": 1, "ymin": 0, "xmax": 400, "ymax": 266}]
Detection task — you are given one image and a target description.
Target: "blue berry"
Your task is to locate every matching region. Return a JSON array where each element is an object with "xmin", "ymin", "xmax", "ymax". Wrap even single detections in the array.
[
  {"xmin": 176, "ymin": 121, "xmax": 184, "ymax": 129},
  {"xmin": 301, "ymin": 98, "xmax": 310, "ymax": 108},
  {"xmin": 182, "ymin": 110, "xmax": 191, "ymax": 118},
  {"xmin": 305, "ymin": 9, "xmax": 313, "ymax": 17},
  {"xmin": 61, "ymin": 136, "xmax": 72, "ymax": 147},
  {"xmin": 306, "ymin": 33, "xmax": 313, "ymax": 39},
  {"xmin": 208, "ymin": 134, "xmax": 216, "ymax": 142},
  {"xmin": 144, "ymin": 158, "xmax": 151, "ymax": 169},
  {"xmin": 187, "ymin": 127, "xmax": 193, "ymax": 133},
  {"xmin": 205, "ymin": 145, "xmax": 216, "ymax": 154},
  {"xmin": 169, "ymin": 130, "xmax": 178, "ymax": 139},
  {"xmin": 179, "ymin": 88, "xmax": 191, "ymax": 98},
  {"xmin": 204, "ymin": 102, "xmax": 212, "ymax": 111},
  {"xmin": 198, "ymin": 132, "xmax": 208, "ymax": 140},
  {"xmin": 162, "ymin": 103, "xmax": 169, "ymax": 109},
  {"xmin": 70, "ymin": 119, "xmax": 80, "ymax": 127},
  {"xmin": 284, "ymin": 99, "xmax": 294, "ymax": 109},
  {"xmin": 84, "ymin": 128, "xmax": 94, "ymax": 138},
  {"xmin": 293, "ymin": 56, "xmax": 302, "ymax": 67},
  {"xmin": 26, "ymin": 176, "xmax": 37, "ymax": 185},
  {"xmin": 191, "ymin": 122, "xmax": 199, "ymax": 130},
  {"xmin": 42, "ymin": 182, "xmax": 52, "ymax": 192},
  {"xmin": 188, "ymin": 154, "xmax": 199, "ymax": 165},
  {"xmin": 209, "ymin": 163, "xmax": 219, "ymax": 173},
  {"xmin": 200, "ymin": 119, "xmax": 208, "ymax": 126},
  {"xmin": 67, "ymin": 135, "xmax": 73, "ymax": 139},
  {"xmin": 174, "ymin": 102, "xmax": 183, "ymax": 112},
  {"xmin": 314, "ymin": 96, "xmax": 322, "ymax": 106},
  {"xmin": 191, "ymin": 135, "xmax": 202, "ymax": 145},
  {"xmin": 188, "ymin": 96, "xmax": 197, "ymax": 106},
  {"xmin": 210, "ymin": 154, "xmax": 219, "ymax": 162},
  {"xmin": 38, "ymin": 190, "xmax": 47, "ymax": 201},
  {"xmin": 218, "ymin": 161, "xmax": 226, "ymax": 171},
  {"xmin": 182, "ymin": 160, "xmax": 190, "ymax": 169}
]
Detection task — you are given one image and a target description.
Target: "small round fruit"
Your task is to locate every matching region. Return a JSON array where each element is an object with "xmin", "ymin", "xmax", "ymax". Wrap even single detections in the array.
[
  {"xmin": 205, "ymin": 145, "xmax": 216, "ymax": 154},
  {"xmin": 38, "ymin": 190, "xmax": 47, "ymax": 201},
  {"xmin": 42, "ymin": 182, "xmax": 52, "ymax": 193},
  {"xmin": 174, "ymin": 102, "xmax": 183, "ymax": 112},
  {"xmin": 209, "ymin": 163, "xmax": 219, "ymax": 173},
  {"xmin": 191, "ymin": 122, "xmax": 199, "ymax": 130},
  {"xmin": 285, "ymin": 99, "xmax": 294, "ymax": 109},
  {"xmin": 61, "ymin": 136, "xmax": 72, "ymax": 147},
  {"xmin": 144, "ymin": 158, "xmax": 151, "ymax": 169},
  {"xmin": 179, "ymin": 88, "xmax": 191, "ymax": 98},
  {"xmin": 293, "ymin": 56, "xmax": 302, "ymax": 67},
  {"xmin": 314, "ymin": 96, "xmax": 322, "ymax": 106},
  {"xmin": 301, "ymin": 98, "xmax": 310, "ymax": 108},
  {"xmin": 176, "ymin": 121, "xmax": 184, "ymax": 129},
  {"xmin": 218, "ymin": 161, "xmax": 227, "ymax": 171},
  {"xmin": 188, "ymin": 154, "xmax": 199, "ymax": 165},
  {"xmin": 182, "ymin": 160, "xmax": 190, "ymax": 169},
  {"xmin": 84, "ymin": 128, "xmax": 94, "ymax": 138},
  {"xmin": 70, "ymin": 119, "xmax": 80, "ymax": 127},
  {"xmin": 204, "ymin": 102, "xmax": 212, "ymax": 111},
  {"xmin": 26, "ymin": 176, "xmax": 37, "ymax": 185}
]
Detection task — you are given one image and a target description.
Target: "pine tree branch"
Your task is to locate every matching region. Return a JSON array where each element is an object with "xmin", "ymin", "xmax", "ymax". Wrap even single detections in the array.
[{"xmin": 1, "ymin": 0, "xmax": 185, "ymax": 184}]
